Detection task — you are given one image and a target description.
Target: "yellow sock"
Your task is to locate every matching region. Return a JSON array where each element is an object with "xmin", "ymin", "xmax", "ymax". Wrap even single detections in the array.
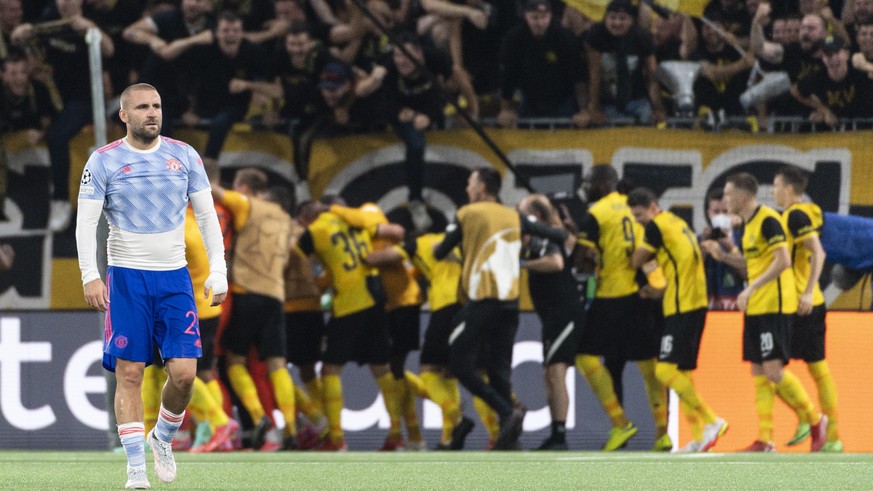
[
  {"xmin": 405, "ymin": 371, "xmax": 429, "ymax": 399},
  {"xmin": 445, "ymin": 377, "xmax": 462, "ymax": 444},
  {"xmin": 205, "ymin": 379, "xmax": 224, "ymax": 410},
  {"xmin": 638, "ymin": 359, "xmax": 668, "ymax": 436},
  {"xmin": 473, "ymin": 395, "xmax": 500, "ymax": 441},
  {"xmin": 421, "ymin": 371, "xmax": 461, "ymax": 425},
  {"xmin": 321, "ymin": 374, "xmax": 344, "ymax": 442},
  {"xmin": 776, "ymin": 370, "xmax": 820, "ymax": 425},
  {"xmin": 655, "ymin": 363, "xmax": 716, "ymax": 424},
  {"xmin": 809, "ymin": 361, "xmax": 839, "ymax": 441},
  {"xmin": 190, "ymin": 377, "xmax": 229, "ymax": 428},
  {"xmin": 305, "ymin": 378, "xmax": 324, "ymax": 415},
  {"xmin": 402, "ymin": 379, "xmax": 423, "ymax": 443},
  {"xmin": 376, "ymin": 373, "xmax": 403, "ymax": 438},
  {"xmin": 754, "ymin": 375, "xmax": 775, "ymax": 442},
  {"xmin": 227, "ymin": 363, "xmax": 265, "ymax": 423},
  {"xmin": 447, "ymin": 377, "xmax": 461, "ymax": 409},
  {"xmin": 681, "ymin": 371, "xmax": 705, "ymax": 441},
  {"xmin": 681, "ymin": 397, "xmax": 704, "ymax": 441},
  {"xmin": 294, "ymin": 385, "xmax": 325, "ymax": 424},
  {"xmin": 142, "ymin": 365, "xmax": 163, "ymax": 435},
  {"xmin": 187, "ymin": 378, "xmax": 208, "ymax": 423},
  {"xmin": 576, "ymin": 355, "xmax": 628, "ymax": 428},
  {"xmin": 269, "ymin": 368, "xmax": 297, "ymax": 437}
]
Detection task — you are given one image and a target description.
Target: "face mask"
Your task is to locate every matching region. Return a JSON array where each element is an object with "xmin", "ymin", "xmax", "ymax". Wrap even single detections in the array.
[{"xmin": 711, "ymin": 213, "xmax": 732, "ymax": 231}]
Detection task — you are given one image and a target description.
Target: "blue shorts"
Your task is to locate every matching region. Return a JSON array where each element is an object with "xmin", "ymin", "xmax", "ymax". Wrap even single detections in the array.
[{"xmin": 103, "ymin": 266, "xmax": 201, "ymax": 372}]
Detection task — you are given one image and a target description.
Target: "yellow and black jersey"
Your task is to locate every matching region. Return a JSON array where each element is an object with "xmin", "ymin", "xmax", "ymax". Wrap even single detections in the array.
[
  {"xmin": 407, "ymin": 233, "xmax": 462, "ymax": 311},
  {"xmin": 330, "ymin": 203, "xmax": 421, "ymax": 310},
  {"xmin": 639, "ymin": 211, "xmax": 708, "ymax": 316},
  {"xmin": 221, "ymin": 190, "xmax": 292, "ymax": 301},
  {"xmin": 185, "ymin": 206, "xmax": 221, "ymax": 320},
  {"xmin": 783, "ymin": 202, "xmax": 825, "ymax": 307},
  {"xmin": 742, "ymin": 205, "xmax": 798, "ymax": 315},
  {"xmin": 296, "ymin": 211, "xmax": 378, "ymax": 317},
  {"xmin": 577, "ymin": 192, "xmax": 641, "ymax": 298}
]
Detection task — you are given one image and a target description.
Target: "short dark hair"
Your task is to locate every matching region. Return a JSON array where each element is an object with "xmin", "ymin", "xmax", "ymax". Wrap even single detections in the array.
[
  {"xmin": 626, "ymin": 187, "xmax": 658, "ymax": 208},
  {"xmin": 776, "ymin": 165, "xmax": 809, "ymax": 194},
  {"xmin": 218, "ymin": 10, "xmax": 243, "ymax": 25},
  {"xmin": 288, "ymin": 21, "xmax": 311, "ymax": 37},
  {"xmin": 587, "ymin": 165, "xmax": 619, "ymax": 200},
  {"xmin": 725, "ymin": 172, "xmax": 758, "ymax": 195},
  {"xmin": 0, "ymin": 49, "xmax": 28, "ymax": 70},
  {"xmin": 705, "ymin": 187, "xmax": 724, "ymax": 204},
  {"xmin": 395, "ymin": 31, "xmax": 422, "ymax": 51},
  {"xmin": 297, "ymin": 199, "xmax": 325, "ymax": 223},
  {"xmin": 474, "ymin": 167, "xmax": 501, "ymax": 197}
]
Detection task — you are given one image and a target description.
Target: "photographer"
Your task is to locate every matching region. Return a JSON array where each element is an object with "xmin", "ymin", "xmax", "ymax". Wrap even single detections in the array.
[{"xmin": 698, "ymin": 188, "xmax": 745, "ymax": 310}]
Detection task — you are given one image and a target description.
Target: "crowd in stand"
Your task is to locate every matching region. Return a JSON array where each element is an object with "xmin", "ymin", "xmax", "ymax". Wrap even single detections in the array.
[{"xmin": 1, "ymin": 0, "xmax": 873, "ymax": 230}]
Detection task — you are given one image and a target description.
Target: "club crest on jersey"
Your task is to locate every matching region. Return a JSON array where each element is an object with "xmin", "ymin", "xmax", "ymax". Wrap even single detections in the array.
[
  {"xmin": 114, "ymin": 335, "xmax": 129, "ymax": 349},
  {"xmin": 166, "ymin": 158, "xmax": 183, "ymax": 172}
]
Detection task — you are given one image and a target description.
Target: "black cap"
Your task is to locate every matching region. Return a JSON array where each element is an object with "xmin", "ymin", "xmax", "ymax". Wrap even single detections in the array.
[
  {"xmin": 606, "ymin": 0, "xmax": 637, "ymax": 16},
  {"xmin": 318, "ymin": 62, "xmax": 352, "ymax": 90},
  {"xmin": 524, "ymin": 0, "xmax": 551, "ymax": 12},
  {"xmin": 821, "ymin": 36, "xmax": 845, "ymax": 54}
]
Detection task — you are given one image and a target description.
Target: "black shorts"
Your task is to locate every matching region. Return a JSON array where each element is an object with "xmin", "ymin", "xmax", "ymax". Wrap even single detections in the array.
[
  {"xmin": 659, "ymin": 309, "xmax": 707, "ymax": 370},
  {"xmin": 791, "ymin": 304, "xmax": 826, "ymax": 363},
  {"xmin": 323, "ymin": 306, "xmax": 390, "ymax": 366},
  {"xmin": 743, "ymin": 313, "xmax": 792, "ymax": 364},
  {"xmin": 450, "ymin": 300, "xmax": 519, "ymax": 376},
  {"xmin": 285, "ymin": 310, "xmax": 325, "ymax": 366},
  {"xmin": 579, "ymin": 294, "xmax": 659, "ymax": 361},
  {"xmin": 196, "ymin": 316, "xmax": 220, "ymax": 372},
  {"xmin": 420, "ymin": 303, "xmax": 463, "ymax": 366},
  {"xmin": 386, "ymin": 305, "xmax": 421, "ymax": 356},
  {"xmin": 540, "ymin": 309, "xmax": 585, "ymax": 366},
  {"xmin": 222, "ymin": 293, "xmax": 287, "ymax": 359}
]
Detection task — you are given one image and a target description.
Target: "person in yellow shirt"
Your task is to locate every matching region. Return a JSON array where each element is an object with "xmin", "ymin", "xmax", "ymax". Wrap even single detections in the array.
[
  {"xmin": 294, "ymin": 198, "xmax": 404, "ymax": 450},
  {"xmin": 281, "ymin": 198, "xmax": 329, "ymax": 449},
  {"xmin": 366, "ymin": 231, "xmax": 469, "ymax": 449},
  {"xmin": 328, "ymin": 202, "xmax": 425, "ymax": 450},
  {"xmin": 628, "ymin": 187, "xmax": 728, "ymax": 453},
  {"xmin": 574, "ymin": 165, "xmax": 668, "ymax": 451},
  {"xmin": 718, "ymin": 172, "xmax": 826, "ymax": 452},
  {"xmin": 211, "ymin": 168, "xmax": 298, "ymax": 450},
  {"xmin": 773, "ymin": 165, "xmax": 842, "ymax": 453}
]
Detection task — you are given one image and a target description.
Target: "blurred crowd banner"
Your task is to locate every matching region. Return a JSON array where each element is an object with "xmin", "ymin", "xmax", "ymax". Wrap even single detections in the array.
[
  {"xmin": 2, "ymin": 126, "xmax": 872, "ymax": 309},
  {"xmin": 1, "ymin": 311, "xmax": 871, "ymax": 452}
]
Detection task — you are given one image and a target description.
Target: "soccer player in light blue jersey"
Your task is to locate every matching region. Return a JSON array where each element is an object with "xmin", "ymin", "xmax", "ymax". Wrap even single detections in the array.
[{"xmin": 76, "ymin": 83, "xmax": 228, "ymax": 489}]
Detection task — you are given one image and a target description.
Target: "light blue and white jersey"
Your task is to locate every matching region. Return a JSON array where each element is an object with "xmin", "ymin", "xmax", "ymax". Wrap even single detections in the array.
[
  {"xmin": 78, "ymin": 136, "xmax": 211, "ymax": 272},
  {"xmin": 79, "ymin": 136, "xmax": 209, "ymax": 232}
]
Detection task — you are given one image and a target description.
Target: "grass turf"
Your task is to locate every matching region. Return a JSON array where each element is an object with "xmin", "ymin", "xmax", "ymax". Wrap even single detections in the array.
[{"xmin": 1, "ymin": 451, "xmax": 872, "ymax": 490}]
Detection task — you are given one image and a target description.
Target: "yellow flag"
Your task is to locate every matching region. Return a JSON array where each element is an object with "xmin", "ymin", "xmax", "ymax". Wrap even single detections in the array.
[
  {"xmin": 563, "ymin": 0, "xmax": 709, "ymax": 22},
  {"xmin": 562, "ymin": 0, "xmax": 610, "ymax": 22}
]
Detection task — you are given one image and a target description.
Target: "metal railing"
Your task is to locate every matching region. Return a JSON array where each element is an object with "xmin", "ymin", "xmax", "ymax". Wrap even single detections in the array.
[{"xmin": 177, "ymin": 115, "xmax": 873, "ymax": 135}]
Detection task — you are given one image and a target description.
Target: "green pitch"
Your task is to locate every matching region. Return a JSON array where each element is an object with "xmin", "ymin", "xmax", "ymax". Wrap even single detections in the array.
[{"xmin": 1, "ymin": 451, "xmax": 871, "ymax": 490}]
